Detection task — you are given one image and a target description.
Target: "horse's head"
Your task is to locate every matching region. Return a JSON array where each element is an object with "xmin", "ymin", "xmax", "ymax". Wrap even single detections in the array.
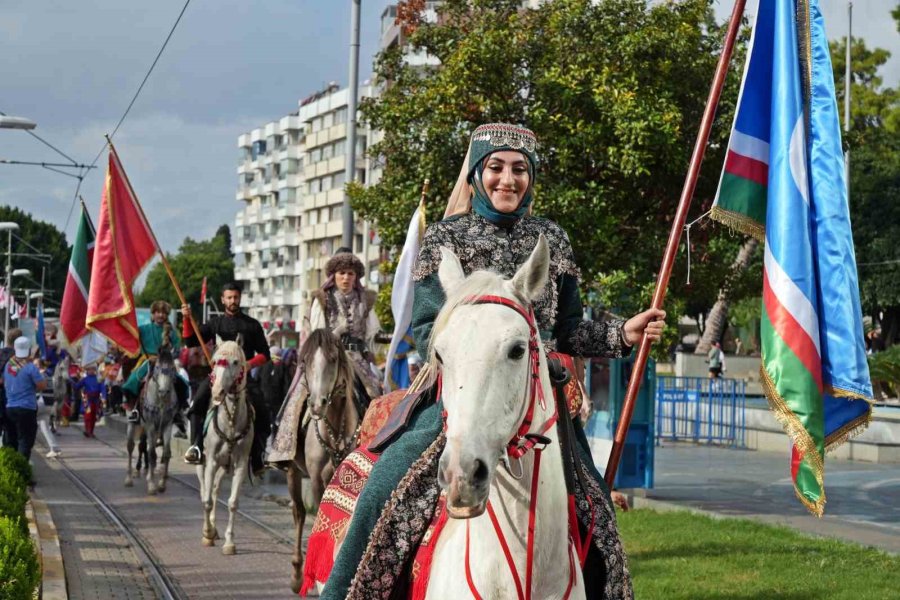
[
  {"xmin": 432, "ymin": 235, "xmax": 550, "ymax": 519},
  {"xmin": 210, "ymin": 336, "xmax": 246, "ymax": 401},
  {"xmin": 152, "ymin": 346, "xmax": 177, "ymax": 397},
  {"xmin": 300, "ymin": 329, "xmax": 352, "ymax": 418}
]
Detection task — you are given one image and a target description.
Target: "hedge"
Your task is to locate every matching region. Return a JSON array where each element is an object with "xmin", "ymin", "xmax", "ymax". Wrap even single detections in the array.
[{"xmin": 0, "ymin": 447, "xmax": 39, "ymax": 599}]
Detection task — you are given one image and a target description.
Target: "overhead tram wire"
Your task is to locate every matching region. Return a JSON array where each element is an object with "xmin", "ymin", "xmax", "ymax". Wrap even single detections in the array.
[
  {"xmin": 61, "ymin": 0, "xmax": 194, "ymax": 234},
  {"xmin": 87, "ymin": 0, "xmax": 193, "ymax": 170}
]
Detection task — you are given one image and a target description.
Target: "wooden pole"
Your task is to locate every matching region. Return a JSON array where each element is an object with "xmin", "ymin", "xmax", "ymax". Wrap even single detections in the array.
[
  {"xmin": 604, "ymin": 0, "xmax": 748, "ymax": 488},
  {"xmin": 104, "ymin": 137, "xmax": 213, "ymax": 367}
]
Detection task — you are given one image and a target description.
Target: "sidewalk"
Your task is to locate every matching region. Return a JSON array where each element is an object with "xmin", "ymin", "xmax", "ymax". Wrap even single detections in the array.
[{"xmin": 632, "ymin": 442, "xmax": 900, "ymax": 554}]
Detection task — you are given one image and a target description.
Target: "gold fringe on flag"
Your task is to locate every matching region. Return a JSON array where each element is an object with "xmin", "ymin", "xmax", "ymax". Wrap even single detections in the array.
[
  {"xmin": 710, "ymin": 205, "xmax": 766, "ymax": 242},
  {"xmin": 759, "ymin": 364, "xmax": 826, "ymax": 517}
]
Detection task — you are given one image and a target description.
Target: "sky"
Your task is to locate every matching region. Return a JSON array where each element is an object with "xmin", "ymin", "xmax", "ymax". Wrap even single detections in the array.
[{"xmin": 2, "ymin": 0, "xmax": 898, "ymax": 253}]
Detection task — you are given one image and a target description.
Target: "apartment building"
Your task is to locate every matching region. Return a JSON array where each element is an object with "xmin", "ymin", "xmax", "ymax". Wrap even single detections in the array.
[
  {"xmin": 232, "ymin": 83, "xmax": 380, "ymax": 331},
  {"xmin": 297, "ymin": 82, "xmax": 380, "ymax": 301}
]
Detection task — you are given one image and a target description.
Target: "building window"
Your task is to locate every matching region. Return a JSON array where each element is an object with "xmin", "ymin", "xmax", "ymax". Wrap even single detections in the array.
[
  {"xmin": 355, "ymin": 234, "xmax": 363, "ymax": 253},
  {"xmin": 322, "ymin": 176, "xmax": 333, "ymax": 192},
  {"xmin": 334, "ymin": 107, "xmax": 348, "ymax": 124},
  {"xmin": 251, "ymin": 140, "xmax": 267, "ymax": 159}
]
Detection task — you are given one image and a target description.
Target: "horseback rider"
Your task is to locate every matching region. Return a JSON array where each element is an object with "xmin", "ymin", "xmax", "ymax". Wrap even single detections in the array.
[
  {"xmin": 319, "ymin": 124, "xmax": 665, "ymax": 599},
  {"xmin": 308, "ymin": 248, "xmax": 382, "ymax": 409},
  {"xmin": 181, "ymin": 282, "xmax": 271, "ymax": 477},
  {"xmin": 122, "ymin": 300, "xmax": 189, "ymax": 437}
]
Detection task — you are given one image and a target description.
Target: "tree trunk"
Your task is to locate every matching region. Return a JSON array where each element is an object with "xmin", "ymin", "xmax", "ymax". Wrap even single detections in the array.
[{"xmin": 695, "ymin": 237, "xmax": 760, "ymax": 355}]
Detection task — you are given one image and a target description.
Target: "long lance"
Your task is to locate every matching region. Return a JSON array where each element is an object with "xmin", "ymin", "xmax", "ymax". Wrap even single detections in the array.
[
  {"xmin": 604, "ymin": 0, "xmax": 748, "ymax": 488},
  {"xmin": 105, "ymin": 136, "xmax": 213, "ymax": 368}
]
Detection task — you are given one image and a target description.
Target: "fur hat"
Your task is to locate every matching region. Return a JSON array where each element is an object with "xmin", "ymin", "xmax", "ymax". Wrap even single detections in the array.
[{"xmin": 325, "ymin": 251, "xmax": 364, "ymax": 278}]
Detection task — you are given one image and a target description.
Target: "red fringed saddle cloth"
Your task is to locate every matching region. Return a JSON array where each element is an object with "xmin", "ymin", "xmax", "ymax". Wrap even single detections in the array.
[
  {"xmin": 300, "ymin": 390, "xmax": 407, "ymax": 596},
  {"xmin": 300, "ymin": 447, "xmax": 378, "ymax": 596}
]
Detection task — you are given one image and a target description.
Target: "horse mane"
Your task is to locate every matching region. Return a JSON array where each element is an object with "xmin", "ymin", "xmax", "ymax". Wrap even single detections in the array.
[
  {"xmin": 299, "ymin": 329, "xmax": 355, "ymax": 402},
  {"xmin": 424, "ymin": 269, "xmax": 527, "ymax": 386}
]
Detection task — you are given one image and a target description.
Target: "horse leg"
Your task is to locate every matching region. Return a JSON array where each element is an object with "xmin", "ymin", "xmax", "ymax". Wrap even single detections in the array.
[
  {"xmin": 158, "ymin": 423, "xmax": 173, "ymax": 493},
  {"xmin": 146, "ymin": 428, "xmax": 158, "ymax": 495},
  {"xmin": 287, "ymin": 463, "xmax": 307, "ymax": 594},
  {"xmin": 201, "ymin": 462, "xmax": 220, "ymax": 546},
  {"xmin": 222, "ymin": 452, "xmax": 245, "ymax": 557},
  {"xmin": 137, "ymin": 432, "xmax": 147, "ymax": 471},
  {"xmin": 125, "ymin": 426, "xmax": 135, "ymax": 487}
]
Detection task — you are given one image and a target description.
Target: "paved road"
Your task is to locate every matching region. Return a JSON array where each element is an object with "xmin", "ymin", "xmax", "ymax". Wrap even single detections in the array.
[
  {"xmin": 32, "ymin": 422, "xmax": 310, "ymax": 599},
  {"xmin": 642, "ymin": 441, "xmax": 900, "ymax": 553}
]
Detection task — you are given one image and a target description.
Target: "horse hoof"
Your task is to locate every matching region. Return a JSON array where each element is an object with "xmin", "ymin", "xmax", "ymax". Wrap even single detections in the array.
[
  {"xmin": 222, "ymin": 544, "xmax": 236, "ymax": 556},
  {"xmin": 124, "ymin": 478, "xmax": 133, "ymax": 487},
  {"xmin": 290, "ymin": 578, "xmax": 302, "ymax": 595},
  {"xmin": 157, "ymin": 485, "xmax": 166, "ymax": 493},
  {"xmin": 147, "ymin": 487, "xmax": 157, "ymax": 496},
  {"xmin": 202, "ymin": 537, "xmax": 215, "ymax": 547}
]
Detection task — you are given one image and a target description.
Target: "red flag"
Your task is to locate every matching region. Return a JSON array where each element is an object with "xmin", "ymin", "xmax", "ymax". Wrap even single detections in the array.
[
  {"xmin": 85, "ymin": 147, "xmax": 158, "ymax": 356},
  {"xmin": 200, "ymin": 276, "xmax": 207, "ymax": 305},
  {"xmin": 60, "ymin": 205, "xmax": 96, "ymax": 343}
]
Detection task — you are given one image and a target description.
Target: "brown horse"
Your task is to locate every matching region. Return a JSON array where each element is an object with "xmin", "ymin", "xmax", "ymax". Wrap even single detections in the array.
[{"xmin": 269, "ymin": 329, "xmax": 360, "ymax": 594}]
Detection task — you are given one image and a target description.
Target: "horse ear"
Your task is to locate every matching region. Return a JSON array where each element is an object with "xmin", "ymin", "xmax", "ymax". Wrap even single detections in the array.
[
  {"xmin": 511, "ymin": 234, "xmax": 550, "ymax": 302},
  {"xmin": 235, "ymin": 333, "xmax": 243, "ymax": 348},
  {"xmin": 438, "ymin": 246, "xmax": 465, "ymax": 293},
  {"xmin": 215, "ymin": 334, "xmax": 224, "ymax": 347}
]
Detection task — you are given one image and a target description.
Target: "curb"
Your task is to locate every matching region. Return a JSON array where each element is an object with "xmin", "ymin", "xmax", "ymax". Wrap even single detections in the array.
[{"xmin": 28, "ymin": 496, "xmax": 67, "ymax": 600}]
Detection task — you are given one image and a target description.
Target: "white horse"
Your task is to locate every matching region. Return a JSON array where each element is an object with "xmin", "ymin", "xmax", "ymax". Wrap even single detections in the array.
[
  {"xmin": 425, "ymin": 235, "xmax": 586, "ymax": 600},
  {"xmin": 197, "ymin": 337, "xmax": 252, "ymax": 556},
  {"xmin": 51, "ymin": 355, "xmax": 69, "ymax": 430}
]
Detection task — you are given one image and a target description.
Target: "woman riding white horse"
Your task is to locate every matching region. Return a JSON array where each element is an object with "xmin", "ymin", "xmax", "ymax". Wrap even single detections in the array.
[{"xmin": 319, "ymin": 124, "xmax": 665, "ymax": 599}]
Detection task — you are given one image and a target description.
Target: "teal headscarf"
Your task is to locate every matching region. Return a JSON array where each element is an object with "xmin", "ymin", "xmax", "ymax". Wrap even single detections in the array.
[{"xmin": 466, "ymin": 124, "xmax": 538, "ymax": 227}]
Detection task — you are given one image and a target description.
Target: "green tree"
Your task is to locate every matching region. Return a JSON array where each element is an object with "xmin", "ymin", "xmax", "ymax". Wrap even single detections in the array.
[
  {"xmin": 351, "ymin": 0, "xmax": 754, "ymax": 348},
  {"xmin": 831, "ymin": 35, "xmax": 900, "ymax": 344},
  {"xmin": 137, "ymin": 227, "xmax": 235, "ymax": 315},
  {"xmin": 0, "ymin": 206, "xmax": 70, "ymax": 311}
]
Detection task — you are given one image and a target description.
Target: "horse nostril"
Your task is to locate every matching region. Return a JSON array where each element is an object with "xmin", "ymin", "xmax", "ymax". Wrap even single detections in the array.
[{"xmin": 472, "ymin": 459, "xmax": 488, "ymax": 486}]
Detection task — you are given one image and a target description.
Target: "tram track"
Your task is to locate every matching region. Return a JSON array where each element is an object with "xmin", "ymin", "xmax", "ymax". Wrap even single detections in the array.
[
  {"xmin": 90, "ymin": 429, "xmax": 296, "ymax": 547},
  {"xmin": 56, "ymin": 455, "xmax": 187, "ymax": 600}
]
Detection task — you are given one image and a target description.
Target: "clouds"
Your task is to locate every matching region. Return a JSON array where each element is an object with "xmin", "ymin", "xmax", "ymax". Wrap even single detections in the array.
[{"xmin": 2, "ymin": 0, "xmax": 388, "ymax": 249}]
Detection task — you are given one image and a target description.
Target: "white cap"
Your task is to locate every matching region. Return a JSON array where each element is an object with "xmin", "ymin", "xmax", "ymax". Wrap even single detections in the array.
[
  {"xmin": 407, "ymin": 352, "xmax": 422, "ymax": 366},
  {"xmin": 13, "ymin": 336, "xmax": 31, "ymax": 358}
]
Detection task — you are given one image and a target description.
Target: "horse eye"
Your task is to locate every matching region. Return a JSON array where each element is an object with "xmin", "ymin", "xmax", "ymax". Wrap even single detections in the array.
[
  {"xmin": 507, "ymin": 343, "xmax": 526, "ymax": 360},
  {"xmin": 232, "ymin": 360, "xmax": 239, "ymax": 366},
  {"xmin": 434, "ymin": 351, "xmax": 443, "ymax": 364}
]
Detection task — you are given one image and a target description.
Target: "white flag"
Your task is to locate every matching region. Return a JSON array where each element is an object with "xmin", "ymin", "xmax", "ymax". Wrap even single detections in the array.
[{"xmin": 383, "ymin": 199, "xmax": 426, "ymax": 389}]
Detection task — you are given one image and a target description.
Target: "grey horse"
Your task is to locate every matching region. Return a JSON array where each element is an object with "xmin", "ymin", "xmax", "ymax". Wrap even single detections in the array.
[{"xmin": 125, "ymin": 347, "xmax": 178, "ymax": 494}]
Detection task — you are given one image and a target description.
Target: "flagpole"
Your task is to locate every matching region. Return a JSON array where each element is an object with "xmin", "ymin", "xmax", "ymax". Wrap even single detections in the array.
[
  {"xmin": 103, "ymin": 138, "xmax": 213, "ymax": 367},
  {"xmin": 604, "ymin": 0, "xmax": 748, "ymax": 488}
]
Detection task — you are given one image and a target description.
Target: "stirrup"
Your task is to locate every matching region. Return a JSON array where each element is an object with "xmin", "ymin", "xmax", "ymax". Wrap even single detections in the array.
[
  {"xmin": 184, "ymin": 446, "xmax": 202, "ymax": 464},
  {"xmin": 127, "ymin": 409, "xmax": 140, "ymax": 423}
]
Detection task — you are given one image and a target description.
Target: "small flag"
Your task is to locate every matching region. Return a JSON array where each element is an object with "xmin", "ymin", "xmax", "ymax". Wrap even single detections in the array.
[
  {"xmin": 36, "ymin": 301, "xmax": 47, "ymax": 359},
  {"xmin": 711, "ymin": 0, "xmax": 872, "ymax": 515},
  {"xmin": 384, "ymin": 197, "xmax": 426, "ymax": 390},
  {"xmin": 200, "ymin": 276, "xmax": 207, "ymax": 306},
  {"xmin": 60, "ymin": 204, "xmax": 97, "ymax": 344},
  {"xmin": 85, "ymin": 146, "xmax": 159, "ymax": 356}
]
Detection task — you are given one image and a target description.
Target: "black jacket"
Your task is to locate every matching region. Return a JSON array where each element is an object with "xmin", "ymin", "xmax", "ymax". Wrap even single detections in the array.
[{"xmin": 183, "ymin": 312, "xmax": 270, "ymax": 363}]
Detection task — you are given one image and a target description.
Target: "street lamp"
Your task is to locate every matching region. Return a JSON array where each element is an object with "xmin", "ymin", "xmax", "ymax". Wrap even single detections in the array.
[
  {"xmin": 0, "ymin": 222, "xmax": 19, "ymax": 345},
  {"xmin": 27, "ymin": 292, "xmax": 43, "ymax": 318},
  {"xmin": 0, "ymin": 115, "xmax": 37, "ymax": 130}
]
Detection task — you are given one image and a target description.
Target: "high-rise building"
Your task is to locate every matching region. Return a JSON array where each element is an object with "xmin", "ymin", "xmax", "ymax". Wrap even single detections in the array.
[{"xmin": 232, "ymin": 82, "xmax": 380, "ymax": 331}]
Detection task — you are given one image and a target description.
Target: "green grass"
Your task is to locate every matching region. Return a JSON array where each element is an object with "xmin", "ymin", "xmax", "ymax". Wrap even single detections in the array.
[{"xmin": 617, "ymin": 509, "xmax": 899, "ymax": 600}]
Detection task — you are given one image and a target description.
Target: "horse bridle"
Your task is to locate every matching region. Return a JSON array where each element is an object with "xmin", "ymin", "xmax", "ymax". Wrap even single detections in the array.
[{"xmin": 303, "ymin": 363, "xmax": 360, "ymax": 467}]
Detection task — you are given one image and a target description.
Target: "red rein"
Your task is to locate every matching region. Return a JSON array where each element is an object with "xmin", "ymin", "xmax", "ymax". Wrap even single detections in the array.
[{"xmin": 450, "ymin": 295, "xmax": 574, "ymax": 600}]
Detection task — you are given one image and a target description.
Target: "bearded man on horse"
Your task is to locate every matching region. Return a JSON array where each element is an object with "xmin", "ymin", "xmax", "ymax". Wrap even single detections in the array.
[
  {"xmin": 317, "ymin": 124, "xmax": 665, "ymax": 600},
  {"xmin": 122, "ymin": 299, "xmax": 189, "ymax": 436},
  {"xmin": 181, "ymin": 281, "xmax": 271, "ymax": 477}
]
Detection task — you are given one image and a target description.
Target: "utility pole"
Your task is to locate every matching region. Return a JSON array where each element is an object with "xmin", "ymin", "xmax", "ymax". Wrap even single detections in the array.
[
  {"xmin": 844, "ymin": 2, "xmax": 852, "ymax": 190},
  {"xmin": 343, "ymin": 0, "xmax": 362, "ymax": 251}
]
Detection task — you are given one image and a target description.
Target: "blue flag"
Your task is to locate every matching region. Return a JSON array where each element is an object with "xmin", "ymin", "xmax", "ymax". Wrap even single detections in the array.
[{"xmin": 36, "ymin": 301, "xmax": 48, "ymax": 360}]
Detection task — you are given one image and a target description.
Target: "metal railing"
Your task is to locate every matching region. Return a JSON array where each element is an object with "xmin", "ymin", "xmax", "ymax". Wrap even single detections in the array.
[{"xmin": 655, "ymin": 376, "xmax": 747, "ymax": 447}]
